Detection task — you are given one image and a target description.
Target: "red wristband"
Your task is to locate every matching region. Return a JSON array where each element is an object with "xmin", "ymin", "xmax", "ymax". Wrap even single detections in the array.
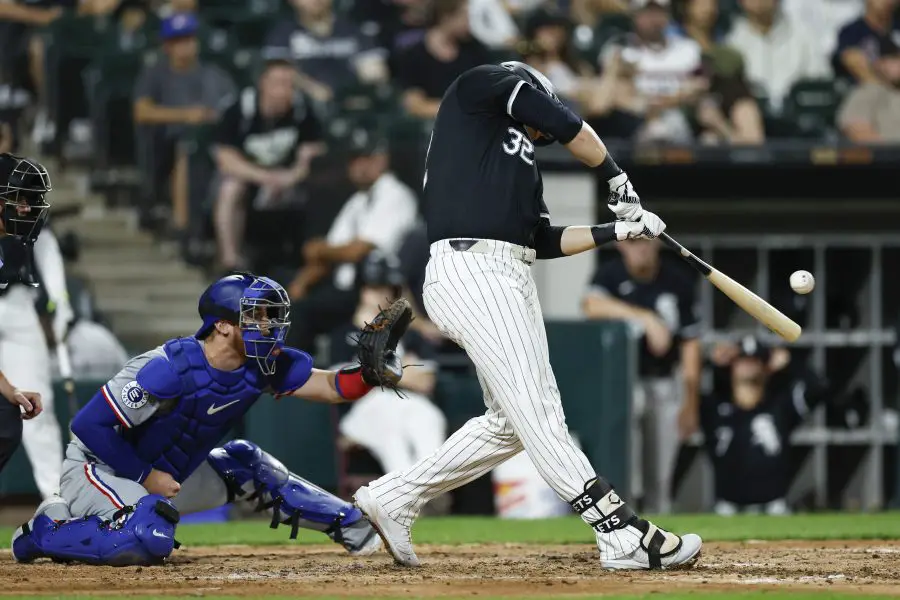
[{"xmin": 335, "ymin": 367, "xmax": 373, "ymax": 400}]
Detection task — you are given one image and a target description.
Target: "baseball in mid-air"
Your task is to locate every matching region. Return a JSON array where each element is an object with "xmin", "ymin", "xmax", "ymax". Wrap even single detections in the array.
[{"xmin": 790, "ymin": 270, "xmax": 815, "ymax": 294}]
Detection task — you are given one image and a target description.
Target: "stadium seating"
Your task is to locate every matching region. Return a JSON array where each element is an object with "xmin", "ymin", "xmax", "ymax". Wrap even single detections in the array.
[
  {"xmin": 783, "ymin": 79, "xmax": 844, "ymax": 139},
  {"xmin": 41, "ymin": 14, "xmax": 120, "ymax": 157},
  {"xmin": 83, "ymin": 51, "xmax": 148, "ymax": 170}
]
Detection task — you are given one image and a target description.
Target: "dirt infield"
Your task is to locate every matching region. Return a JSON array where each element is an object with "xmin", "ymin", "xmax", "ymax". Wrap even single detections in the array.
[{"xmin": 2, "ymin": 540, "xmax": 900, "ymax": 597}]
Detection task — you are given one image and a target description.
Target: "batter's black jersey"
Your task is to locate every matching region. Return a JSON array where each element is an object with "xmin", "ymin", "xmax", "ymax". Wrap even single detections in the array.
[
  {"xmin": 423, "ymin": 65, "xmax": 549, "ymax": 246},
  {"xmin": 589, "ymin": 254, "xmax": 700, "ymax": 377},
  {"xmin": 700, "ymin": 366, "xmax": 826, "ymax": 506}
]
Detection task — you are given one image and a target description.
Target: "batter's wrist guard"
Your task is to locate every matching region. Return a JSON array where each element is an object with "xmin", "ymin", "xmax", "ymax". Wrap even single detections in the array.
[
  {"xmin": 598, "ymin": 154, "xmax": 623, "ymax": 183},
  {"xmin": 590, "ymin": 224, "xmax": 616, "ymax": 247},
  {"xmin": 569, "ymin": 478, "xmax": 636, "ymax": 533}
]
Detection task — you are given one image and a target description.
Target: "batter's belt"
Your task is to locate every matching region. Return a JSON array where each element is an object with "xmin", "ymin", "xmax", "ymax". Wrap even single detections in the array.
[{"xmin": 433, "ymin": 239, "xmax": 536, "ymax": 264}]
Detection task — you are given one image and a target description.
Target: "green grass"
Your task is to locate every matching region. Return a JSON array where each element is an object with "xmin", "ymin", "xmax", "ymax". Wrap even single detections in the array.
[{"xmin": 2, "ymin": 512, "xmax": 899, "ymax": 548}]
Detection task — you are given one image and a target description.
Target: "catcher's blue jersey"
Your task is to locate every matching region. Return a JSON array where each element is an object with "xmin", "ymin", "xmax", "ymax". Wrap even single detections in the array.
[{"xmin": 73, "ymin": 337, "xmax": 313, "ymax": 483}]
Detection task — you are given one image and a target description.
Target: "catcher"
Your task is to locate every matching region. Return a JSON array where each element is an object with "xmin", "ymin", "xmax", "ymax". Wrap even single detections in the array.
[{"xmin": 12, "ymin": 272, "xmax": 412, "ymax": 566}]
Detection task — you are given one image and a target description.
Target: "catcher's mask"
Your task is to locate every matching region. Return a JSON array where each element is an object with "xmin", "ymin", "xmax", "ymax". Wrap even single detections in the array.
[
  {"xmin": 0, "ymin": 153, "xmax": 51, "ymax": 243},
  {"xmin": 499, "ymin": 61, "xmax": 560, "ymax": 147},
  {"xmin": 196, "ymin": 273, "xmax": 291, "ymax": 375}
]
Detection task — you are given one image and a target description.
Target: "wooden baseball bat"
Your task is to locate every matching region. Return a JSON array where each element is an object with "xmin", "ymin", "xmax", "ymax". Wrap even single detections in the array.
[{"xmin": 658, "ymin": 233, "xmax": 802, "ymax": 343}]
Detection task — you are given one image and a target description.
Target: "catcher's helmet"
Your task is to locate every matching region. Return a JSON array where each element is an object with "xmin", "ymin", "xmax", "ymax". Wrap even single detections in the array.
[
  {"xmin": 196, "ymin": 272, "xmax": 291, "ymax": 375},
  {"xmin": 0, "ymin": 153, "xmax": 51, "ymax": 243},
  {"xmin": 357, "ymin": 250, "xmax": 405, "ymax": 290},
  {"xmin": 499, "ymin": 61, "xmax": 561, "ymax": 145}
]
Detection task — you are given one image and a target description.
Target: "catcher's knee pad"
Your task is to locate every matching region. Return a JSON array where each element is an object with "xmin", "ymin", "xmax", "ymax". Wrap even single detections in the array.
[
  {"xmin": 12, "ymin": 495, "xmax": 179, "ymax": 566},
  {"xmin": 207, "ymin": 439, "xmax": 363, "ymax": 539}
]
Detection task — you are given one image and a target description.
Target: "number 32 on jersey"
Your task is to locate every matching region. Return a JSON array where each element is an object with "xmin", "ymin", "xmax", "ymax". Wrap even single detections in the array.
[
  {"xmin": 502, "ymin": 127, "xmax": 534, "ymax": 165},
  {"xmin": 422, "ymin": 127, "xmax": 534, "ymax": 191}
]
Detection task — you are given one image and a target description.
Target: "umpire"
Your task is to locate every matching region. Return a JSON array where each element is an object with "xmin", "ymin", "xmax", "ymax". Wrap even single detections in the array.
[{"xmin": 0, "ymin": 152, "xmax": 52, "ymax": 476}]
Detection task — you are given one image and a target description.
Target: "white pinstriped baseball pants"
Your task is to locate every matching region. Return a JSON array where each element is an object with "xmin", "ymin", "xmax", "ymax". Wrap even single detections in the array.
[{"xmin": 368, "ymin": 239, "xmax": 605, "ymax": 527}]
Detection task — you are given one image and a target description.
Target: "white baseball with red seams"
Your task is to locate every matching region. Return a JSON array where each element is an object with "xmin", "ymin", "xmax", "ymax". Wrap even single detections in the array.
[{"xmin": 790, "ymin": 270, "xmax": 815, "ymax": 295}]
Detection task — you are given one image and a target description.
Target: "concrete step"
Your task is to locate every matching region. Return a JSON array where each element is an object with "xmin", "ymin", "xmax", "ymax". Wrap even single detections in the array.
[
  {"xmin": 76, "ymin": 262, "xmax": 203, "ymax": 282},
  {"xmin": 110, "ymin": 314, "xmax": 200, "ymax": 342},
  {"xmin": 93, "ymin": 291, "xmax": 198, "ymax": 309},
  {"xmin": 78, "ymin": 242, "xmax": 183, "ymax": 263},
  {"xmin": 90, "ymin": 280, "xmax": 206, "ymax": 301},
  {"xmin": 72, "ymin": 227, "xmax": 153, "ymax": 248},
  {"xmin": 96, "ymin": 301, "xmax": 199, "ymax": 320},
  {"xmin": 33, "ymin": 159, "xmax": 210, "ymax": 350}
]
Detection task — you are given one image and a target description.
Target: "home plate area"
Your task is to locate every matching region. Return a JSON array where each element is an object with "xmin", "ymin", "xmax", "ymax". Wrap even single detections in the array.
[{"xmin": 2, "ymin": 540, "xmax": 900, "ymax": 597}]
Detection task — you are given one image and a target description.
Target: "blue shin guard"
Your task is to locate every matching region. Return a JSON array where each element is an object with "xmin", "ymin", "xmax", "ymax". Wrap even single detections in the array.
[
  {"xmin": 12, "ymin": 495, "xmax": 179, "ymax": 566},
  {"xmin": 207, "ymin": 439, "xmax": 378, "ymax": 554}
]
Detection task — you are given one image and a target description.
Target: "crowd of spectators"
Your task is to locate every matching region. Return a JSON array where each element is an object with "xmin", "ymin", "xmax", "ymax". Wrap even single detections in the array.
[{"xmin": 1, "ymin": 0, "xmax": 897, "ymax": 255}]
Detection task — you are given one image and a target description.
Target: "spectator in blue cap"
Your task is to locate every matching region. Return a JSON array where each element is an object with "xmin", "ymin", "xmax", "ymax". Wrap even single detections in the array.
[{"xmin": 133, "ymin": 12, "xmax": 236, "ymax": 236}]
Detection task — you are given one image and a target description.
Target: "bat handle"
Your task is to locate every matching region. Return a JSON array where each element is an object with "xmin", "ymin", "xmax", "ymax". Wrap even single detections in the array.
[
  {"xmin": 658, "ymin": 233, "xmax": 685, "ymax": 254},
  {"xmin": 658, "ymin": 232, "xmax": 714, "ymax": 277}
]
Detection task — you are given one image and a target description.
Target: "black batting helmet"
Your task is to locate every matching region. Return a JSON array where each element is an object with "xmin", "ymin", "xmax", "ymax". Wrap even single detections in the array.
[
  {"xmin": 500, "ymin": 61, "xmax": 558, "ymax": 102},
  {"xmin": 0, "ymin": 153, "xmax": 51, "ymax": 243}
]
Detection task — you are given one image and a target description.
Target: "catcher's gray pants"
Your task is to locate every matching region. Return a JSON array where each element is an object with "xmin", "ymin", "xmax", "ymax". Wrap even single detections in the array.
[
  {"xmin": 59, "ymin": 442, "xmax": 227, "ymax": 520},
  {"xmin": 631, "ymin": 376, "xmax": 681, "ymax": 514}
]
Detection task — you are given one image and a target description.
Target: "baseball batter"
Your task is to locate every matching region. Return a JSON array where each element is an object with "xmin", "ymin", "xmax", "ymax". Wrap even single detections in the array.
[
  {"xmin": 354, "ymin": 62, "xmax": 702, "ymax": 570},
  {"xmin": 11, "ymin": 273, "xmax": 412, "ymax": 566},
  {"xmin": 0, "ymin": 153, "xmax": 54, "ymax": 479}
]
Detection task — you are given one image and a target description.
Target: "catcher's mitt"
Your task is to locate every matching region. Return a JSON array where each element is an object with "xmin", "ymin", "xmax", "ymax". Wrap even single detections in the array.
[{"xmin": 355, "ymin": 297, "xmax": 413, "ymax": 390}]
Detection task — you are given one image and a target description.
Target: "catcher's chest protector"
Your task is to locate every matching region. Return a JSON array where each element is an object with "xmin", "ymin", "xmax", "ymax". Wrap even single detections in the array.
[{"xmin": 128, "ymin": 337, "xmax": 267, "ymax": 482}]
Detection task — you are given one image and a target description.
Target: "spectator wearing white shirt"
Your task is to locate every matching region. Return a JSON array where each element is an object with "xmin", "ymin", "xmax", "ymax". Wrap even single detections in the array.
[
  {"xmin": 596, "ymin": 0, "xmax": 707, "ymax": 142},
  {"xmin": 286, "ymin": 129, "xmax": 418, "ymax": 354},
  {"xmin": 725, "ymin": 0, "xmax": 831, "ymax": 113}
]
